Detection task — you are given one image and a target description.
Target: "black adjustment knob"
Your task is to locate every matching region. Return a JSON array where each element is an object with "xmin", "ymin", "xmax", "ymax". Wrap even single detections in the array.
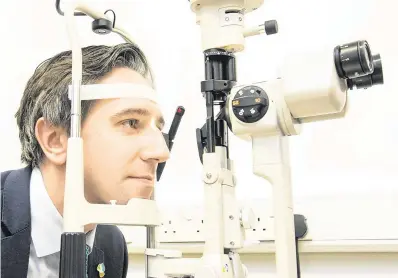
[
  {"xmin": 264, "ymin": 20, "xmax": 278, "ymax": 35},
  {"xmin": 232, "ymin": 86, "xmax": 269, "ymax": 123},
  {"xmin": 92, "ymin": 18, "xmax": 113, "ymax": 34}
]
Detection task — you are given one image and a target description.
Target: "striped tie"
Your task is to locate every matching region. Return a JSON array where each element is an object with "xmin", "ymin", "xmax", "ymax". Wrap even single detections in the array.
[{"xmin": 85, "ymin": 245, "xmax": 90, "ymax": 278}]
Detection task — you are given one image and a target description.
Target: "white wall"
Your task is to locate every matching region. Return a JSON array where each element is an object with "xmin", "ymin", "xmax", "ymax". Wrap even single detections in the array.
[{"xmin": 1, "ymin": 0, "xmax": 398, "ymax": 277}]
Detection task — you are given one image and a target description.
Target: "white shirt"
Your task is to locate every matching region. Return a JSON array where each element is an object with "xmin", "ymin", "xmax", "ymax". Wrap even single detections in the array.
[{"xmin": 27, "ymin": 168, "xmax": 96, "ymax": 278}]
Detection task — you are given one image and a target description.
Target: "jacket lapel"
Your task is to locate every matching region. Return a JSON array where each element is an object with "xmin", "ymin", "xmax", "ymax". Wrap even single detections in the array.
[{"xmin": 1, "ymin": 166, "xmax": 32, "ymax": 278}]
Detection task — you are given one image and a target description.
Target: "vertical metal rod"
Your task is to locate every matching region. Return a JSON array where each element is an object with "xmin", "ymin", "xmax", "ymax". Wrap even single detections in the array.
[
  {"xmin": 205, "ymin": 57, "xmax": 213, "ymax": 80},
  {"xmin": 205, "ymin": 92, "xmax": 215, "ymax": 152},
  {"xmin": 227, "ymin": 56, "xmax": 236, "ymax": 81},
  {"xmin": 145, "ymin": 227, "xmax": 156, "ymax": 278},
  {"xmin": 70, "ymin": 80, "xmax": 81, "ymax": 138},
  {"xmin": 212, "ymin": 60, "xmax": 222, "ymax": 80},
  {"xmin": 295, "ymin": 238, "xmax": 301, "ymax": 278},
  {"xmin": 60, "ymin": 80, "xmax": 85, "ymax": 278},
  {"xmin": 145, "ymin": 191, "xmax": 156, "ymax": 278}
]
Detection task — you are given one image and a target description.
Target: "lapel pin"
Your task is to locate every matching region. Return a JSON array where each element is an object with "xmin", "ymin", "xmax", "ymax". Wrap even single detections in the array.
[{"xmin": 97, "ymin": 263, "xmax": 105, "ymax": 277}]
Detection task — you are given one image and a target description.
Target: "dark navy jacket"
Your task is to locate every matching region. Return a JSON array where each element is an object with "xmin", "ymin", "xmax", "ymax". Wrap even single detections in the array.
[{"xmin": 1, "ymin": 166, "xmax": 129, "ymax": 278}]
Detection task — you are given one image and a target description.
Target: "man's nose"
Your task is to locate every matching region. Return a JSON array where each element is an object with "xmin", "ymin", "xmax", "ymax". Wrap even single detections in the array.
[{"xmin": 140, "ymin": 129, "xmax": 170, "ymax": 163}]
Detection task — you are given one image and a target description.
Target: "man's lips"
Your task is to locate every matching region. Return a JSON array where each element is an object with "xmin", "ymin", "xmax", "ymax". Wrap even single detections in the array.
[{"xmin": 128, "ymin": 175, "xmax": 154, "ymax": 182}]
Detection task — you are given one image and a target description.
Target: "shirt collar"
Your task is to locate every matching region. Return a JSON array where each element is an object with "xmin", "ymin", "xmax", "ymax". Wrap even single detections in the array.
[{"xmin": 30, "ymin": 167, "xmax": 96, "ymax": 258}]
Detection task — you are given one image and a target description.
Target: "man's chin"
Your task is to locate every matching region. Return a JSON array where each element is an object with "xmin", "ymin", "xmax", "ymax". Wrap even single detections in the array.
[
  {"xmin": 122, "ymin": 179, "xmax": 154, "ymax": 201},
  {"xmin": 94, "ymin": 180, "xmax": 153, "ymax": 205}
]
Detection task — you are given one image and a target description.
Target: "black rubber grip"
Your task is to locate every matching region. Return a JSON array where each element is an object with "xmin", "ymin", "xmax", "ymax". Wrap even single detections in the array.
[
  {"xmin": 59, "ymin": 232, "xmax": 86, "ymax": 278},
  {"xmin": 168, "ymin": 106, "xmax": 185, "ymax": 141}
]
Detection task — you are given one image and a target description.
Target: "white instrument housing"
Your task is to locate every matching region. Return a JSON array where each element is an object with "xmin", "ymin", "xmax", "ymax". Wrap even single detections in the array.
[
  {"xmin": 189, "ymin": 0, "xmax": 264, "ymax": 52},
  {"xmin": 228, "ymin": 46, "xmax": 350, "ymax": 140}
]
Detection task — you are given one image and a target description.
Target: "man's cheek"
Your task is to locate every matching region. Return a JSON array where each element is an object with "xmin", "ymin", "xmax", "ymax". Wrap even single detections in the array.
[{"xmin": 119, "ymin": 137, "xmax": 141, "ymax": 153}]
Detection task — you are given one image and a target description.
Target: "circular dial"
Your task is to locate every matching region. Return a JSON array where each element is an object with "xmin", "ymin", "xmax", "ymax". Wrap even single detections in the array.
[{"xmin": 232, "ymin": 86, "xmax": 269, "ymax": 123}]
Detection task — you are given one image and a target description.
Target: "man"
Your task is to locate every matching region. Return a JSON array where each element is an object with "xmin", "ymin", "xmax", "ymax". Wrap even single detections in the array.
[{"xmin": 1, "ymin": 43, "xmax": 170, "ymax": 277}]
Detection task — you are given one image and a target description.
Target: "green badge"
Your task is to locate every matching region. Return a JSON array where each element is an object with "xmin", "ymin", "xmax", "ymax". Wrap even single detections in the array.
[{"xmin": 97, "ymin": 263, "xmax": 106, "ymax": 277}]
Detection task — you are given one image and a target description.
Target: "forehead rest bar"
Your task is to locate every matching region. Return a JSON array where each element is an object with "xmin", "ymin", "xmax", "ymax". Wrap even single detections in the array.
[{"xmin": 68, "ymin": 83, "xmax": 159, "ymax": 103}]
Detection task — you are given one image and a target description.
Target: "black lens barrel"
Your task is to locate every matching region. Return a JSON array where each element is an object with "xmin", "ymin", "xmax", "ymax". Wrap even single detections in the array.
[
  {"xmin": 334, "ymin": 40, "xmax": 383, "ymax": 90},
  {"xmin": 334, "ymin": 40, "xmax": 374, "ymax": 79}
]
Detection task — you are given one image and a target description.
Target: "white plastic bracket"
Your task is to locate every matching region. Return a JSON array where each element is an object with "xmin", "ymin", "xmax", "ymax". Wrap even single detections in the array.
[{"xmin": 146, "ymin": 248, "xmax": 201, "ymax": 277}]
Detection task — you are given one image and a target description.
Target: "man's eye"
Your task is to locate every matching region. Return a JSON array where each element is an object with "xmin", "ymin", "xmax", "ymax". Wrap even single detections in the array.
[{"xmin": 122, "ymin": 119, "xmax": 140, "ymax": 129}]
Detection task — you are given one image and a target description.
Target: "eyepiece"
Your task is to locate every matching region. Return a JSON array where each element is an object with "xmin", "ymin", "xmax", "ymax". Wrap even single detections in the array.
[
  {"xmin": 334, "ymin": 40, "xmax": 374, "ymax": 79},
  {"xmin": 370, "ymin": 54, "xmax": 384, "ymax": 86},
  {"xmin": 334, "ymin": 40, "xmax": 384, "ymax": 90},
  {"xmin": 347, "ymin": 53, "xmax": 384, "ymax": 90}
]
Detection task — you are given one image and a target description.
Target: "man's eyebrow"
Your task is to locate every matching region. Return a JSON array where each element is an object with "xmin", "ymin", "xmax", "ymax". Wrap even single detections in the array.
[{"xmin": 111, "ymin": 108, "xmax": 165, "ymax": 127}]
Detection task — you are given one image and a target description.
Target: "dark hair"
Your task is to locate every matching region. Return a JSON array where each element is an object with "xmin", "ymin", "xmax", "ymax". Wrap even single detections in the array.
[{"xmin": 15, "ymin": 43, "xmax": 154, "ymax": 167}]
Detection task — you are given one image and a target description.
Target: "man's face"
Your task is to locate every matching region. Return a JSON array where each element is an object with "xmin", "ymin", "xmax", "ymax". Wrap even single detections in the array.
[{"xmin": 81, "ymin": 67, "xmax": 169, "ymax": 204}]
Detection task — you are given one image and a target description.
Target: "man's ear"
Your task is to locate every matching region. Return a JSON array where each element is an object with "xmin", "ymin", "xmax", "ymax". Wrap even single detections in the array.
[{"xmin": 35, "ymin": 117, "xmax": 68, "ymax": 166}]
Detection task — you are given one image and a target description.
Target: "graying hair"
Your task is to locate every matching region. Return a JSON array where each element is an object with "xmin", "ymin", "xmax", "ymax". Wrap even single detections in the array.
[{"xmin": 15, "ymin": 43, "xmax": 154, "ymax": 168}]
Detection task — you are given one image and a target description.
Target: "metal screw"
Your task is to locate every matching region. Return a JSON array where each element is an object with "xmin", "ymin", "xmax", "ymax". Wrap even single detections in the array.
[
  {"xmin": 206, "ymin": 173, "xmax": 212, "ymax": 179},
  {"xmin": 239, "ymin": 17, "xmax": 242, "ymax": 21},
  {"xmin": 230, "ymin": 241, "xmax": 235, "ymax": 246},
  {"xmin": 229, "ymin": 215, "xmax": 234, "ymax": 220},
  {"xmin": 225, "ymin": 17, "xmax": 229, "ymax": 21}
]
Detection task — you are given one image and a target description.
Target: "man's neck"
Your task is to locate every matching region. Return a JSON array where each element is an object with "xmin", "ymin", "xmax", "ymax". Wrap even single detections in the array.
[{"xmin": 39, "ymin": 162, "xmax": 95, "ymax": 233}]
